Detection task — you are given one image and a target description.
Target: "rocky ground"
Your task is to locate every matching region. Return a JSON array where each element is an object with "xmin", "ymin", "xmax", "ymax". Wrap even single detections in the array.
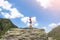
[{"xmin": 1, "ymin": 28, "xmax": 48, "ymax": 40}]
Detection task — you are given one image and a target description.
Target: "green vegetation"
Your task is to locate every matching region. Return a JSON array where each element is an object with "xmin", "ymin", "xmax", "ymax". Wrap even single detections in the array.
[
  {"xmin": 48, "ymin": 25, "xmax": 60, "ymax": 40},
  {"xmin": 0, "ymin": 18, "xmax": 17, "ymax": 38}
]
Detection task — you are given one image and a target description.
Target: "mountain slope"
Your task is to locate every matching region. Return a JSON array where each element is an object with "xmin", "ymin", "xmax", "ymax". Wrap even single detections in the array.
[
  {"xmin": 48, "ymin": 25, "xmax": 60, "ymax": 40},
  {"xmin": 0, "ymin": 18, "xmax": 18, "ymax": 38}
]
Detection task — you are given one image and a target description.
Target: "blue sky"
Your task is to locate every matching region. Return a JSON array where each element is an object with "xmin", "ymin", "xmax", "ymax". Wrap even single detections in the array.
[{"xmin": 0, "ymin": 0, "xmax": 60, "ymax": 32}]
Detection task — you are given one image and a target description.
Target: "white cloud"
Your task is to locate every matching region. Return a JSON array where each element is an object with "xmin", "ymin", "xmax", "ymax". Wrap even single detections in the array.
[
  {"xmin": 48, "ymin": 23, "xmax": 57, "ymax": 28},
  {"xmin": 48, "ymin": 23, "xmax": 60, "ymax": 28},
  {"xmin": 21, "ymin": 17, "xmax": 39, "ymax": 27},
  {"xmin": 42, "ymin": 27, "xmax": 47, "ymax": 30},
  {"xmin": 36, "ymin": 0, "xmax": 60, "ymax": 9},
  {"xmin": 33, "ymin": 23, "xmax": 39, "ymax": 27},
  {"xmin": 36, "ymin": 0, "xmax": 60, "ymax": 18},
  {"xmin": 21, "ymin": 17, "xmax": 37, "ymax": 23},
  {"xmin": 0, "ymin": 0, "xmax": 24, "ymax": 18},
  {"xmin": 0, "ymin": 0, "xmax": 12, "ymax": 10},
  {"xmin": 21, "ymin": 17, "xmax": 29, "ymax": 23},
  {"xmin": 42, "ymin": 23, "xmax": 60, "ymax": 33},
  {"xmin": 0, "ymin": 8, "xmax": 2, "ymax": 11},
  {"xmin": 1, "ymin": 8, "xmax": 24, "ymax": 18},
  {"xmin": 37, "ymin": 0, "xmax": 51, "ymax": 8},
  {"xmin": 1, "ymin": 12, "xmax": 10, "ymax": 18},
  {"xmin": 45, "ymin": 23, "xmax": 60, "ymax": 32},
  {"xmin": 27, "ymin": 23, "xmax": 30, "ymax": 27},
  {"xmin": 9, "ymin": 8, "xmax": 24, "ymax": 18},
  {"xmin": 31, "ymin": 17, "xmax": 37, "ymax": 23}
]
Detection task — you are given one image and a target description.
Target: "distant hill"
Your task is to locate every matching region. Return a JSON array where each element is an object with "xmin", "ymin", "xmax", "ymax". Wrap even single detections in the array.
[
  {"xmin": 0, "ymin": 18, "xmax": 18, "ymax": 38},
  {"xmin": 48, "ymin": 25, "xmax": 60, "ymax": 40}
]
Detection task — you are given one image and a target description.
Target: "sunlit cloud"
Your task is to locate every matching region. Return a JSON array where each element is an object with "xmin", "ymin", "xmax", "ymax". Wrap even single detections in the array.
[
  {"xmin": 36, "ymin": 0, "xmax": 60, "ymax": 18},
  {"xmin": 36, "ymin": 0, "xmax": 60, "ymax": 9},
  {"xmin": 37, "ymin": 0, "xmax": 51, "ymax": 8},
  {"xmin": 21, "ymin": 17, "xmax": 39, "ymax": 27}
]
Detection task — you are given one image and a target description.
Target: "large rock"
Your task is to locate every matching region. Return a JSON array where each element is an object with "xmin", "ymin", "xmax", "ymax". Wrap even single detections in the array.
[{"xmin": 2, "ymin": 28, "xmax": 47, "ymax": 40}]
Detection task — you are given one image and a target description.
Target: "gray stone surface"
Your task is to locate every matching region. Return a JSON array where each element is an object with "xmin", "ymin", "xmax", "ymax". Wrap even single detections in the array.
[{"xmin": 2, "ymin": 28, "xmax": 48, "ymax": 40}]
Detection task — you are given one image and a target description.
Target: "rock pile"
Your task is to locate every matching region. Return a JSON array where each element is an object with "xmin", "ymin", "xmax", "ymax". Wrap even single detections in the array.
[{"xmin": 1, "ymin": 28, "xmax": 47, "ymax": 40}]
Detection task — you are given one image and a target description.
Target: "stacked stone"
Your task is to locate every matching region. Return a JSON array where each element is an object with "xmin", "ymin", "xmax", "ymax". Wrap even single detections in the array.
[{"xmin": 2, "ymin": 28, "xmax": 47, "ymax": 40}]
